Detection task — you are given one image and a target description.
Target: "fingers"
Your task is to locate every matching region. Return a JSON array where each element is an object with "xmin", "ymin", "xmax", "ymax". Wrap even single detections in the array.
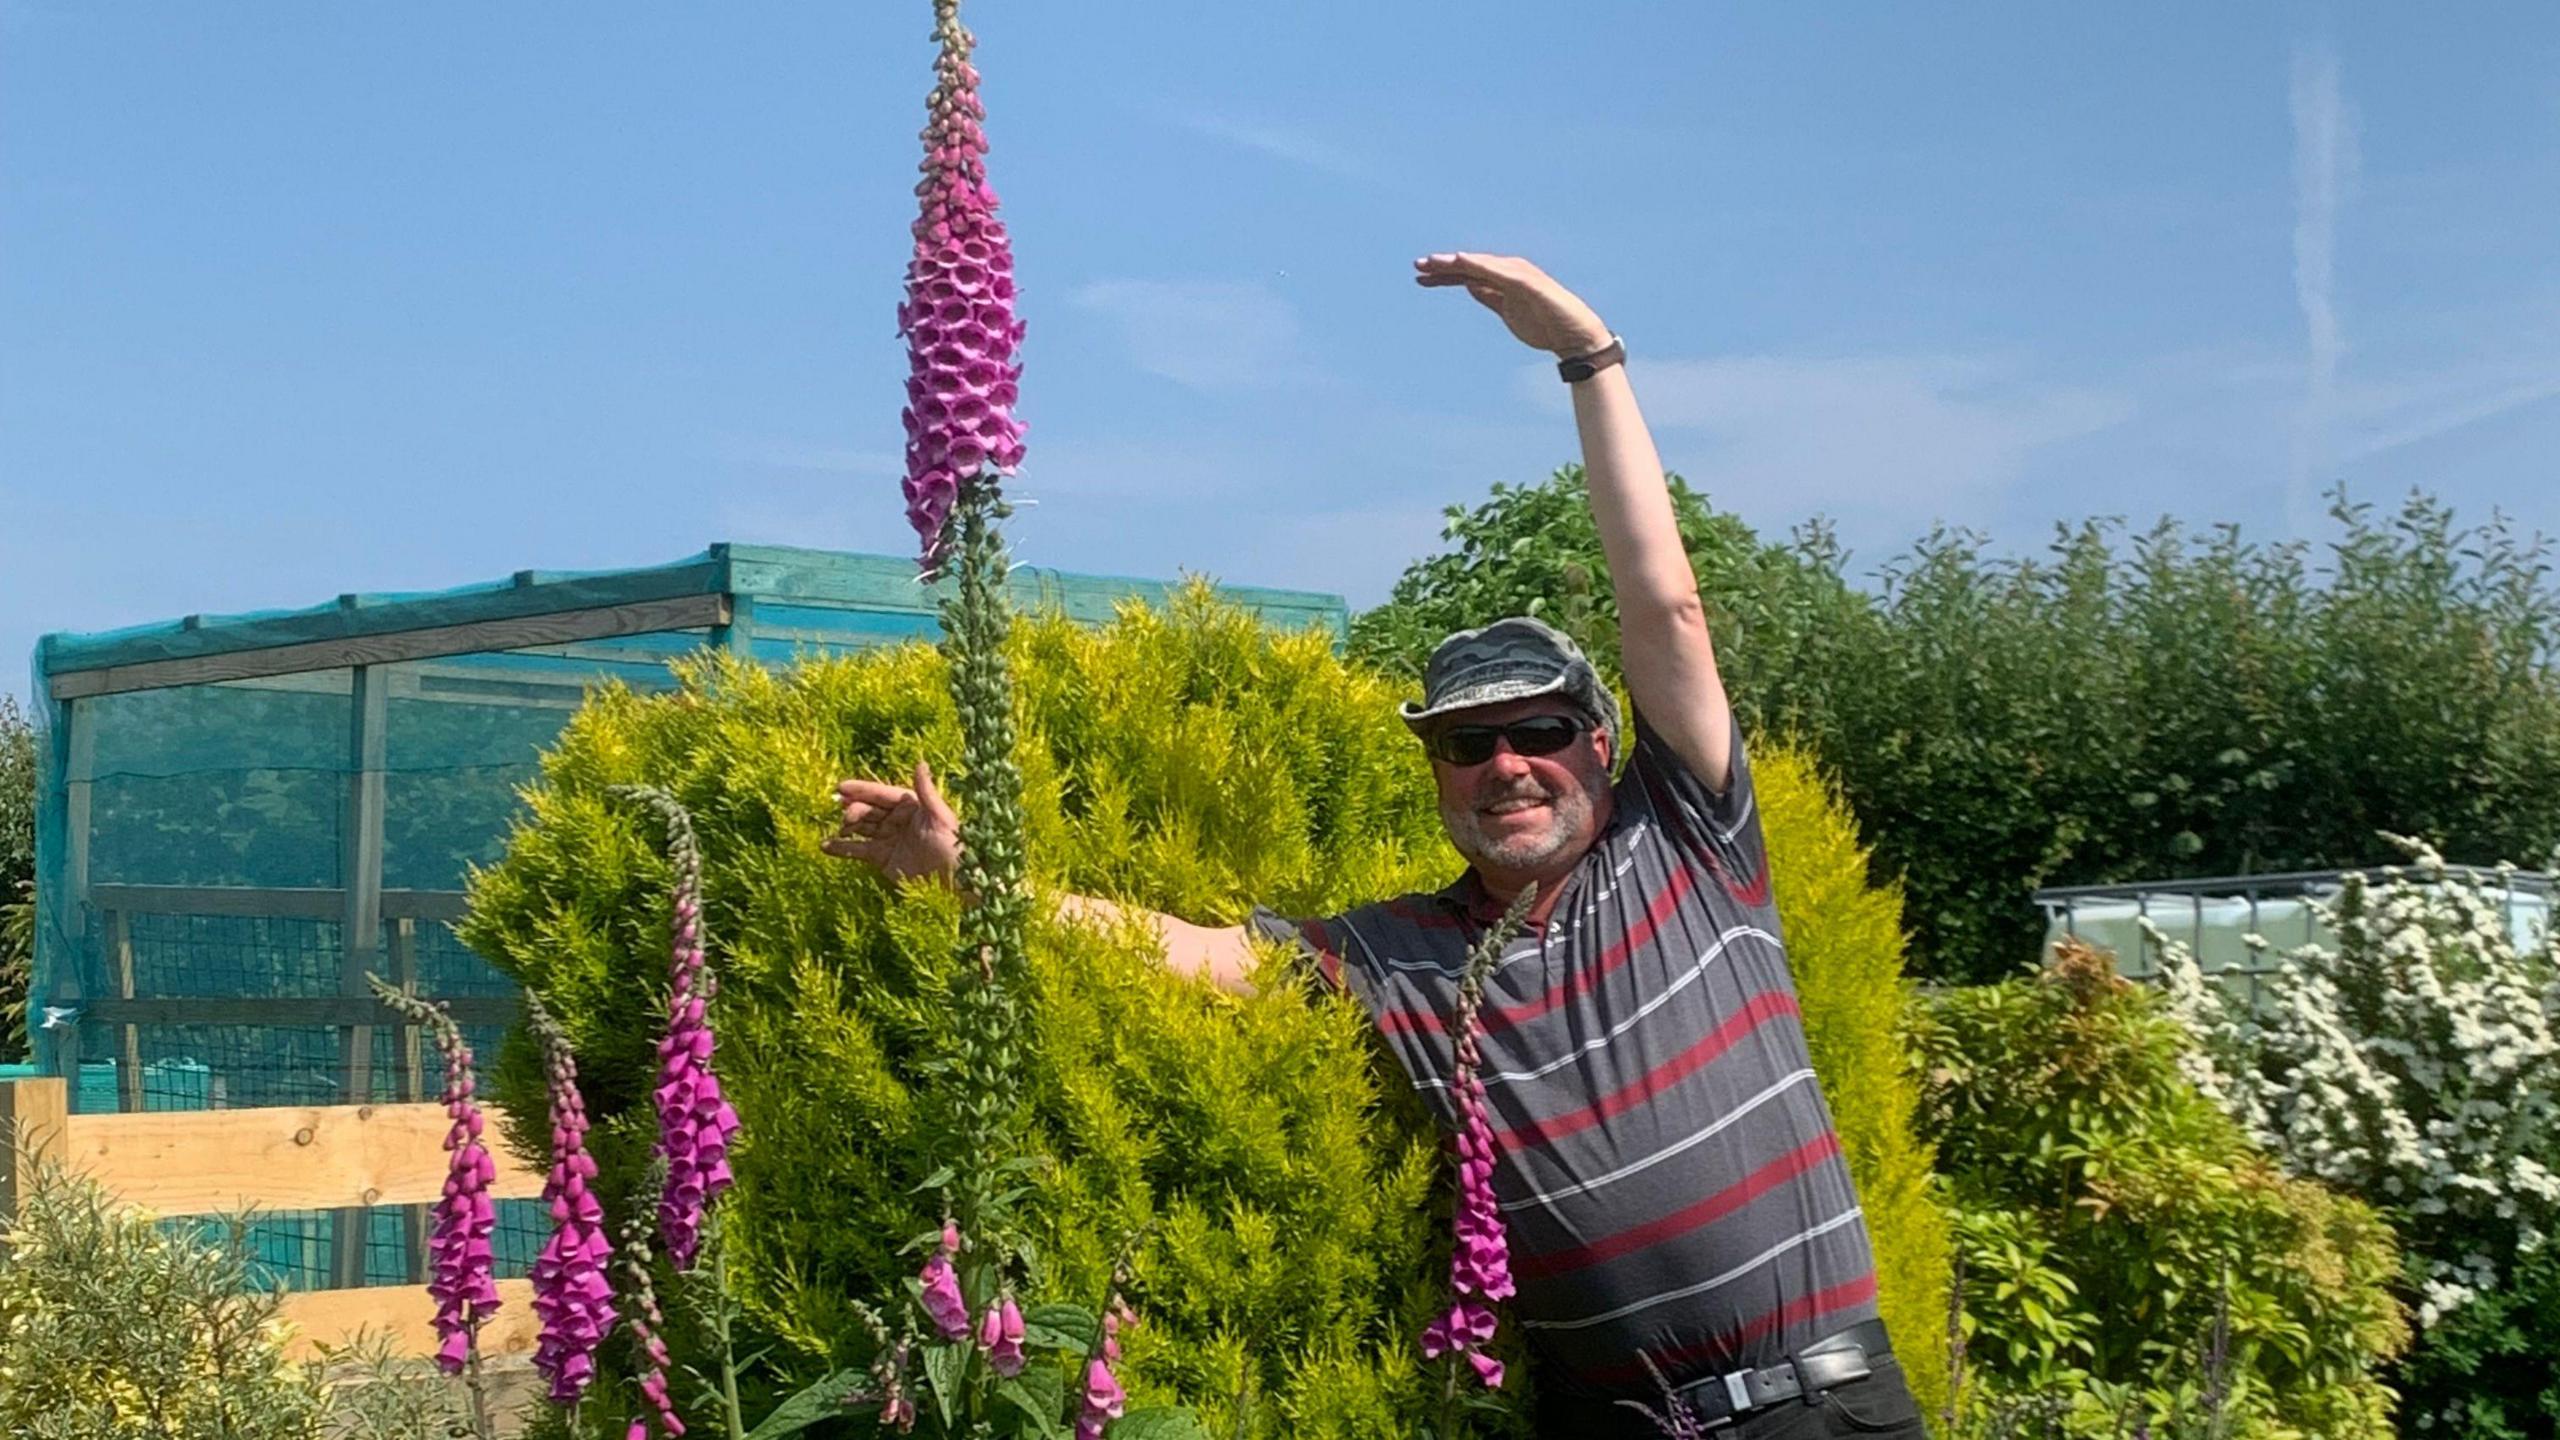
[
  {"xmin": 820, "ymin": 833, "xmax": 889, "ymax": 861},
  {"xmin": 1413, "ymin": 251, "xmax": 1530, "ymax": 287},
  {"xmin": 835, "ymin": 777, "xmax": 914, "ymax": 809},
  {"xmin": 912, "ymin": 759, "xmax": 955, "ymax": 824}
]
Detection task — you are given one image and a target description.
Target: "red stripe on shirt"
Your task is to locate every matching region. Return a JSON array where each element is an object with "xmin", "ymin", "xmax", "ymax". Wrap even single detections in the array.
[
  {"xmin": 1514, "ymin": 1132, "xmax": 1844, "ymax": 1280},
  {"xmin": 1490, "ymin": 990, "xmax": 1801, "ymax": 1149},
  {"xmin": 1296, "ymin": 919, "xmax": 1344, "ymax": 991},
  {"xmin": 1376, "ymin": 861, "xmax": 1698, "ymax": 1038},
  {"xmin": 1580, "ymin": 1271, "xmax": 1880, "ymax": 1389}
]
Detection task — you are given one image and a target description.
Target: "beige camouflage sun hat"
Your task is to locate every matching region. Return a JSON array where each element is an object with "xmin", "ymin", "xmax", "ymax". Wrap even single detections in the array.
[{"xmin": 1398, "ymin": 615, "xmax": 1622, "ymax": 748}]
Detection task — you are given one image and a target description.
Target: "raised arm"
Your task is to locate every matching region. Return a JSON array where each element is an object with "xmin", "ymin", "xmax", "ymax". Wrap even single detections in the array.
[
  {"xmin": 827, "ymin": 761, "xmax": 1258, "ymax": 993},
  {"xmin": 1414, "ymin": 252, "xmax": 1734, "ymax": 789}
]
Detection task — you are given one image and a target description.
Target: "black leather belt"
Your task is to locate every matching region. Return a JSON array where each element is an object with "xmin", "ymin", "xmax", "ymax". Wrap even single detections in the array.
[{"xmin": 1656, "ymin": 1319, "xmax": 1893, "ymax": 1431}]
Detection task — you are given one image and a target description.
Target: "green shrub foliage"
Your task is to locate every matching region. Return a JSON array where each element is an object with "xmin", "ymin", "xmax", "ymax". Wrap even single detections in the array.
[
  {"xmin": 1751, "ymin": 740, "xmax": 1953, "ymax": 1422},
  {"xmin": 2394, "ymin": 1239, "xmax": 2560, "ymax": 1440},
  {"xmin": 463, "ymin": 588, "xmax": 1954, "ymax": 1435},
  {"xmin": 0, "ymin": 1166, "xmax": 332, "ymax": 1438},
  {"xmin": 464, "ymin": 590, "xmax": 1473, "ymax": 1438},
  {"xmin": 1912, "ymin": 942, "xmax": 2407, "ymax": 1438},
  {"xmin": 1353, "ymin": 471, "xmax": 2560, "ymax": 982}
]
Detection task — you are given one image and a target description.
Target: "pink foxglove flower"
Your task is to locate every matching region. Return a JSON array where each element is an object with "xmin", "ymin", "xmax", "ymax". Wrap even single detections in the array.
[
  {"xmin": 918, "ymin": 1220, "xmax": 971, "ymax": 1340},
  {"xmin": 1420, "ymin": 894, "xmax": 1533, "ymax": 1391},
  {"xmin": 621, "ymin": 786, "xmax": 743, "ymax": 1271},
  {"xmin": 368, "ymin": 979, "xmax": 501, "ymax": 1376},
  {"xmin": 897, "ymin": 0, "xmax": 1027, "ymax": 567},
  {"xmin": 1074, "ymin": 1357, "xmax": 1127, "ymax": 1440},
  {"xmin": 527, "ymin": 992, "xmax": 616, "ymax": 1404},
  {"xmin": 978, "ymin": 1293, "xmax": 1026, "ymax": 1376}
]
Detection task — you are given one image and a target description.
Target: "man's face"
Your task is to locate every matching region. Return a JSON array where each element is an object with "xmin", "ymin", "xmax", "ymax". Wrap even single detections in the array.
[{"xmin": 1425, "ymin": 696, "xmax": 1614, "ymax": 877}]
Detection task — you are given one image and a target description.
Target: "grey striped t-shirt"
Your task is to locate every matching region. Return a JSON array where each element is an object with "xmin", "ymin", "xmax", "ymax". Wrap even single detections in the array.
[{"xmin": 1253, "ymin": 713, "xmax": 1880, "ymax": 1399}]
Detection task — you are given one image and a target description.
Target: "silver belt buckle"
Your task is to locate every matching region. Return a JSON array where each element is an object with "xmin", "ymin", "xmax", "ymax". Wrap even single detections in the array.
[{"xmin": 1722, "ymin": 1370, "xmax": 1755, "ymax": 1413}]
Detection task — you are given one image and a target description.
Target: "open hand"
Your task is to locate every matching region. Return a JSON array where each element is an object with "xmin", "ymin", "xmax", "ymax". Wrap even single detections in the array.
[
  {"xmin": 825, "ymin": 759, "xmax": 961, "ymax": 885},
  {"xmin": 1414, "ymin": 252, "xmax": 1611, "ymax": 357}
]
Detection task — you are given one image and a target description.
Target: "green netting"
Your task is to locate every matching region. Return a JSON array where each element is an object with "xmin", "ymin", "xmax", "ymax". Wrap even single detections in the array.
[{"xmin": 24, "ymin": 543, "xmax": 1350, "ymax": 1286}]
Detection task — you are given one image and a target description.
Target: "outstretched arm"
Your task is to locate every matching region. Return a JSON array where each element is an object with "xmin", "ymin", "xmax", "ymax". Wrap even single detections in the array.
[
  {"xmin": 1414, "ymin": 252, "xmax": 1734, "ymax": 789},
  {"xmin": 828, "ymin": 761, "xmax": 1259, "ymax": 993}
]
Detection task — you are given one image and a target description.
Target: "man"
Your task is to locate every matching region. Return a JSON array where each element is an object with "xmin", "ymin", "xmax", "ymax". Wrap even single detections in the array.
[{"xmin": 831, "ymin": 254, "xmax": 1928, "ymax": 1438}]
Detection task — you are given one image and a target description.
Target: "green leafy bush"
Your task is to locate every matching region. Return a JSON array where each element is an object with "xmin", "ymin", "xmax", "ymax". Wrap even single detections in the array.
[
  {"xmin": 2394, "ymin": 1241, "xmax": 2560, "ymax": 1439},
  {"xmin": 461, "ymin": 587, "xmax": 1953, "ymax": 1435},
  {"xmin": 0, "ymin": 1166, "xmax": 331, "ymax": 1439},
  {"xmin": 1353, "ymin": 471, "xmax": 2560, "ymax": 981},
  {"xmin": 1912, "ymin": 942, "xmax": 2407, "ymax": 1438}
]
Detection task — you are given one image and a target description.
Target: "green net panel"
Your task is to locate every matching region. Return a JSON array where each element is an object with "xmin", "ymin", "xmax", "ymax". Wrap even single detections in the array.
[{"xmin": 26, "ymin": 543, "xmax": 1347, "ymax": 1286}]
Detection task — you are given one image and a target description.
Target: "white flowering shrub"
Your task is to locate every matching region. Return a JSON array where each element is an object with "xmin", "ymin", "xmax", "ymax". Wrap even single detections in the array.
[{"xmin": 2151, "ymin": 840, "xmax": 2560, "ymax": 1329}]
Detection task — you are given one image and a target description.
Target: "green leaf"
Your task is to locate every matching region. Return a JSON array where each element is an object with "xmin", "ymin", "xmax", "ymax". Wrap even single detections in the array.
[
  {"xmin": 1021, "ymin": 1302, "xmax": 1097, "ymax": 1352},
  {"xmin": 744, "ymin": 1368, "xmax": 870, "ymax": 1440},
  {"xmin": 996, "ymin": 1368, "xmax": 1068, "ymax": 1440},
  {"xmin": 1106, "ymin": 1409, "xmax": 1212, "ymax": 1440},
  {"xmin": 922, "ymin": 1340, "xmax": 971, "ymax": 1430}
]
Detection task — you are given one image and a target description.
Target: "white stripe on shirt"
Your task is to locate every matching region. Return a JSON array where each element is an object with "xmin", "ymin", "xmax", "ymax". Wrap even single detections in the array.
[
  {"xmin": 1519, "ymin": 1206, "xmax": 1867, "ymax": 1332},
  {"xmin": 1496, "ymin": 1068, "xmax": 1819, "ymax": 1216}
]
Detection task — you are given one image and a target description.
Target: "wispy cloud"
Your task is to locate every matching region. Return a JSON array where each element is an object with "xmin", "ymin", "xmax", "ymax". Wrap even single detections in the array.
[
  {"xmin": 2288, "ymin": 41, "xmax": 2358, "ymax": 525},
  {"xmin": 1176, "ymin": 112, "xmax": 1378, "ymax": 184},
  {"xmin": 1068, "ymin": 279, "xmax": 1326, "ymax": 391},
  {"xmin": 2337, "ymin": 371, "xmax": 2560, "ymax": 463}
]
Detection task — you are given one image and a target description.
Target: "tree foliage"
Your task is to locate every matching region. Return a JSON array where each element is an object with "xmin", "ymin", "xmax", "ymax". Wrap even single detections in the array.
[
  {"xmin": 2, "ymin": 694, "xmax": 35, "ymax": 1061},
  {"xmin": 1352, "ymin": 469, "xmax": 2560, "ymax": 981}
]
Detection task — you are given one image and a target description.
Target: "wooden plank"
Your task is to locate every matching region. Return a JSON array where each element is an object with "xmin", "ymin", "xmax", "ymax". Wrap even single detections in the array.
[
  {"xmin": 1, "ymin": 1078, "xmax": 71, "ymax": 1223},
  {"xmin": 49, "ymin": 593, "xmax": 731, "ymax": 700},
  {"xmin": 383, "ymin": 890, "xmax": 470, "ymax": 923},
  {"xmin": 83, "ymin": 996, "xmax": 519, "ymax": 1028},
  {"xmin": 111, "ymin": 910, "xmax": 142, "ymax": 1114},
  {"xmin": 82, "ymin": 884, "xmax": 467, "ymax": 923},
  {"xmin": 89, "ymin": 884, "xmax": 347, "ymax": 919},
  {"xmin": 59, "ymin": 1101, "xmax": 543, "ymax": 1214},
  {"xmin": 277, "ymin": 1276, "xmax": 538, "ymax": 1362}
]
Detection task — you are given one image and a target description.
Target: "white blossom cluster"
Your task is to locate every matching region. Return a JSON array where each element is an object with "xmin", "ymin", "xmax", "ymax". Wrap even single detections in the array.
[{"xmin": 2150, "ymin": 839, "xmax": 2560, "ymax": 1329}]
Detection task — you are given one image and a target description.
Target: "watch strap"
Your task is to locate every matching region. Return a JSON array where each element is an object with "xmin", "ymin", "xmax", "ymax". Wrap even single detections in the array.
[{"xmin": 1558, "ymin": 334, "xmax": 1626, "ymax": 383}]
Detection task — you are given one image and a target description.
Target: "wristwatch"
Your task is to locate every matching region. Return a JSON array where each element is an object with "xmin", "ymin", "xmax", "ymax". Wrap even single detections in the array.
[{"xmin": 1557, "ymin": 334, "xmax": 1626, "ymax": 383}]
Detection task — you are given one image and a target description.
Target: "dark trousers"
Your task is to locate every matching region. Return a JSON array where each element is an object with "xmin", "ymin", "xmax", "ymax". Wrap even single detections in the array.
[{"xmin": 1533, "ymin": 1353, "xmax": 1932, "ymax": 1439}]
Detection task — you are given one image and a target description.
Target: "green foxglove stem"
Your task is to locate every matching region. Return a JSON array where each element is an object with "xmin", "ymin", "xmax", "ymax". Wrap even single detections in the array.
[{"xmin": 937, "ymin": 472, "xmax": 1033, "ymax": 1220}]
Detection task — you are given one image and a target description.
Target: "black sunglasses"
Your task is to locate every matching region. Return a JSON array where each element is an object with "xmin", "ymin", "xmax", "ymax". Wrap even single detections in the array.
[{"xmin": 1426, "ymin": 714, "xmax": 1590, "ymax": 766}]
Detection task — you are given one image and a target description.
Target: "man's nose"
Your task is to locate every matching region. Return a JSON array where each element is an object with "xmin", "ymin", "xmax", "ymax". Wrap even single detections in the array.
[{"xmin": 1483, "ymin": 744, "xmax": 1534, "ymax": 777}]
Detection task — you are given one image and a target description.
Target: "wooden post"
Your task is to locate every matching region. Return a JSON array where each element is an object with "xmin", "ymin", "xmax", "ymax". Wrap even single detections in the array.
[
  {"xmin": 390, "ymin": 916, "xmax": 428, "ymax": 1282},
  {"xmin": 110, "ymin": 910, "xmax": 142, "ymax": 1113},
  {"xmin": 332, "ymin": 664, "xmax": 389, "ymax": 1286},
  {"xmin": 45, "ymin": 700, "xmax": 97, "ymax": 1081},
  {"xmin": 0, "ymin": 1077, "xmax": 70, "ymax": 1225}
]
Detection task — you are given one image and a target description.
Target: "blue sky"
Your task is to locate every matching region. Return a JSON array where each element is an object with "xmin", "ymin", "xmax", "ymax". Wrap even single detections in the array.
[{"xmin": 6, "ymin": 4, "xmax": 2558, "ymax": 705}]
